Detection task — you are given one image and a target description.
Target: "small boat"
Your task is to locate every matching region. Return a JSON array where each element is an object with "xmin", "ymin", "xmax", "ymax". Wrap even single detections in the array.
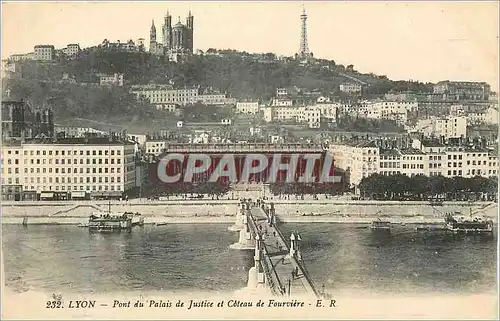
[
  {"xmin": 77, "ymin": 223, "xmax": 89, "ymax": 228},
  {"xmin": 371, "ymin": 219, "xmax": 391, "ymax": 231},
  {"xmin": 154, "ymin": 222, "xmax": 168, "ymax": 226}
]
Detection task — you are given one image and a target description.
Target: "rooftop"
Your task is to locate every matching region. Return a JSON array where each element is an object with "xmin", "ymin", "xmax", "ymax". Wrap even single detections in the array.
[
  {"xmin": 379, "ymin": 148, "xmax": 401, "ymax": 156},
  {"xmin": 3, "ymin": 137, "xmax": 135, "ymax": 146},
  {"xmin": 400, "ymin": 148, "xmax": 426, "ymax": 155}
]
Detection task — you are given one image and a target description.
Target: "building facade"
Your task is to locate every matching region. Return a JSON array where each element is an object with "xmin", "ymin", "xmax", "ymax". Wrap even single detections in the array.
[
  {"xmin": 433, "ymin": 81, "xmax": 491, "ymax": 101},
  {"xmin": 99, "ymin": 39, "xmax": 140, "ymax": 52},
  {"xmin": 329, "ymin": 141, "xmax": 380, "ymax": 187},
  {"xmin": 130, "ymin": 84, "xmax": 233, "ymax": 106},
  {"xmin": 61, "ymin": 44, "xmax": 81, "ymax": 58},
  {"xmin": 1, "ymin": 138, "xmax": 136, "ymax": 201},
  {"xmin": 340, "ymin": 83, "xmax": 362, "ymax": 94},
  {"xmin": 331, "ymin": 139, "xmax": 498, "ymax": 189},
  {"xmin": 262, "ymin": 104, "xmax": 337, "ymax": 128},
  {"xmin": 34, "ymin": 45, "xmax": 55, "ymax": 61},
  {"xmin": 236, "ymin": 101, "xmax": 261, "ymax": 114},
  {"xmin": 357, "ymin": 101, "xmax": 417, "ymax": 125},
  {"xmin": 415, "ymin": 116, "xmax": 467, "ymax": 139}
]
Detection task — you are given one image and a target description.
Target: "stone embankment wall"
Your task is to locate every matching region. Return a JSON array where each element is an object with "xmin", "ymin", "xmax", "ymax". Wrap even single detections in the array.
[
  {"xmin": 2, "ymin": 199, "xmax": 497, "ymax": 224},
  {"xmin": 1, "ymin": 200, "xmax": 239, "ymax": 218}
]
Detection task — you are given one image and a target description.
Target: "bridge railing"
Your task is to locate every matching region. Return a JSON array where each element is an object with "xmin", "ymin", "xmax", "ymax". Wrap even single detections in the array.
[
  {"xmin": 261, "ymin": 244, "xmax": 286, "ymax": 296},
  {"xmin": 258, "ymin": 204, "xmax": 321, "ymax": 298},
  {"xmin": 246, "ymin": 209, "xmax": 285, "ymax": 296}
]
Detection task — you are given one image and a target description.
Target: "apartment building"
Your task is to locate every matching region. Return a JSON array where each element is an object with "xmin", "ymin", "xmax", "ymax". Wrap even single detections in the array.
[
  {"xmin": 270, "ymin": 98, "xmax": 294, "ymax": 107},
  {"xmin": 433, "ymin": 81, "xmax": 490, "ymax": 101},
  {"xmin": 8, "ymin": 53, "xmax": 34, "ymax": 62},
  {"xmin": 467, "ymin": 107, "xmax": 498, "ymax": 125},
  {"xmin": 262, "ymin": 104, "xmax": 337, "ymax": 128},
  {"xmin": 444, "ymin": 147, "xmax": 495, "ymax": 178},
  {"xmin": 339, "ymin": 83, "xmax": 362, "ymax": 94},
  {"xmin": 145, "ymin": 140, "xmax": 167, "ymax": 156},
  {"xmin": 1, "ymin": 138, "xmax": 136, "ymax": 201},
  {"xmin": 33, "ymin": 45, "xmax": 55, "ymax": 61},
  {"xmin": 357, "ymin": 101, "xmax": 416, "ymax": 125},
  {"xmin": 329, "ymin": 141, "xmax": 380, "ymax": 187},
  {"xmin": 299, "ymin": 107, "xmax": 321, "ymax": 128},
  {"xmin": 236, "ymin": 101, "xmax": 260, "ymax": 114},
  {"xmin": 415, "ymin": 116, "xmax": 467, "ymax": 138},
  {"xmin": 378, "ymin": 149, "xmax": 401, "ymax": 176},
  {"xmin": 198, "ymin": 91, "xmax": 236, "ymax": 105},
  {"xmin": 331, "ymin": 139, "xmax": 498, "ymax": 188},
  {"xmin": 131, "ymin": 84, "xmax": 235, "ymax": 107},
  {"xmin": 61, "ymin": 44, "xmax": 81, "ymax": 58},
  {"xmin": 131, "ymin": 85, "xmax": 199, "ymax": 106}
]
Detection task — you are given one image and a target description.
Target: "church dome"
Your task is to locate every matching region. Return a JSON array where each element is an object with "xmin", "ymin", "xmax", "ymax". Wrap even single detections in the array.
[{"xmin": 173, "ymin": 21, "xmax": 184, "ymax": 29}]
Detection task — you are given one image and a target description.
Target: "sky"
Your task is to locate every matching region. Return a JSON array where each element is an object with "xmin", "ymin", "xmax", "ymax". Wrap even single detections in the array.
[{"xmin": 2, "ymin": 1, "xmax": 499, "ymax": 91}]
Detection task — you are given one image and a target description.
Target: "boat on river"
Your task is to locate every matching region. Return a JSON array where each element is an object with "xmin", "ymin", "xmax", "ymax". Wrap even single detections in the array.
[
  {"xmin": 444, "ymin": 212, "xmax": 493, "ymax": 235},
  {"xmin": 88, "ymin": 212, "xmax": 144, "ymax": 232}
]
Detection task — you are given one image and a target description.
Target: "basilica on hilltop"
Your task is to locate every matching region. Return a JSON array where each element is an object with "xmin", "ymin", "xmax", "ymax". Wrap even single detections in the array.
[{"xmin": 150, "ymin": 10, "xmax": 194, "ymax": 61}]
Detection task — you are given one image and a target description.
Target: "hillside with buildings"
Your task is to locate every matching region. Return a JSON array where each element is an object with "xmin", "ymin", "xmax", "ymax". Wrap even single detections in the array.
[{"xmin": 3, "ymin": 47, "xmax": 428, "ymax": 101}]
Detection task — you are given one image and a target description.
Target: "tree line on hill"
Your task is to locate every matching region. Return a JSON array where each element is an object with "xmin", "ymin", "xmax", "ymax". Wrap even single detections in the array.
[
  {"xmin": 5, "ymin": 77, "xmax": 160, "ymax": 121},
  {"xmin": 358, "ymin": 173, "xmax": 498, "ymax": 201}
]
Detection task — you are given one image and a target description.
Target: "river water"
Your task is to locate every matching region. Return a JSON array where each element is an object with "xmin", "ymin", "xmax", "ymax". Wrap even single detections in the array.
[{"xmin": 2, "ymin": 223, "xmax": 497, "ymax": 295}]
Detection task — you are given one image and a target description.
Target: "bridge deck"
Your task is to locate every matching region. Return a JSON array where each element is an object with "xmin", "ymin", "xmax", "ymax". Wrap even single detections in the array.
[{"xmin": 249, "ymin": 206, "xmax": 318, "ymax": 297}]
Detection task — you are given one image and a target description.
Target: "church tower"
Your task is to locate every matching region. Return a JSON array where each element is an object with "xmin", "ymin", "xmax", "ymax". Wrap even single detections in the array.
[
  {"xmin": 163, "ymin": 11, "xmax": 172, "ymax": 51},
  {"xmin": 149, "ymin": 20, "xmax": 157, "ymax": 53}
]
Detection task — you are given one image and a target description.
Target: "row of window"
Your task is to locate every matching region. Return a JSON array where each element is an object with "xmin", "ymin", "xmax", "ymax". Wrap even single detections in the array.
[
  {"xmin": 24, "ymin": 176, "xmax": 122, "ymax": 183},
  {"xmin": 3, "ymin": 176, "xmax": 124, "ymax": 185},
  {"xmin": 447, "ymin": 153, "xmax": 490, "ymax": 159},
  {"xmin": 447, "ymin": 160, "xmax": 490, "ymax": 167},
  {"xmin": 6, "ymin": 158, "xmax": 124, "ymax": 165},
  {"xmin": 6, "ymin": 167, "xmax": 124, "ymax": 174},
  {"xmin": 402, "ymin": 164, "xmax": 425, "ymax": 170},
  {"xmin": 8, "ymin": 149, "xmax": 123, "ymax": 156},
  {"xmin": 377, "ymin": 169, "xmax": 496, "ymax": 177},
  {"xmin": 25, "ymin": 185, "xmax": 122, "ymax": 191}
]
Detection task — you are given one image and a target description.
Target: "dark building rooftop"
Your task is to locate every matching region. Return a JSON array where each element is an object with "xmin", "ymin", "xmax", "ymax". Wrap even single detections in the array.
[
  {"xmin": 3, "ymin": 137, "xmax": 134, "ymax": 146},
  {"xmin": 400, "ymin": 148, "xmax": 426, "ymax": 155},
  {"xmin": 379, "ymin": 149, "xmax": 401, "ymax": 156}
]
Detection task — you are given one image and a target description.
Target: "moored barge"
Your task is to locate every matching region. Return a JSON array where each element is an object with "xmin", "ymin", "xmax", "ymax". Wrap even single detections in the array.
[{"xmin": 444, "ymin": 213, "xmax": 494, "ymax": 235}]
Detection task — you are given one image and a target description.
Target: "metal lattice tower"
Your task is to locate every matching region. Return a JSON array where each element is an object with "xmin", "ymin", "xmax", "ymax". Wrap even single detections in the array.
[{"xmin": 299, "ymin": 7, "xmax": 309, "ymax": 58}]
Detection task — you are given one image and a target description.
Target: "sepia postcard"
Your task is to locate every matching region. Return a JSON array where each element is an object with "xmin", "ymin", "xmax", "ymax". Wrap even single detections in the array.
[{"xmin": 1, "ymin": 1, "xmax": 499, "ymax": 319}]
